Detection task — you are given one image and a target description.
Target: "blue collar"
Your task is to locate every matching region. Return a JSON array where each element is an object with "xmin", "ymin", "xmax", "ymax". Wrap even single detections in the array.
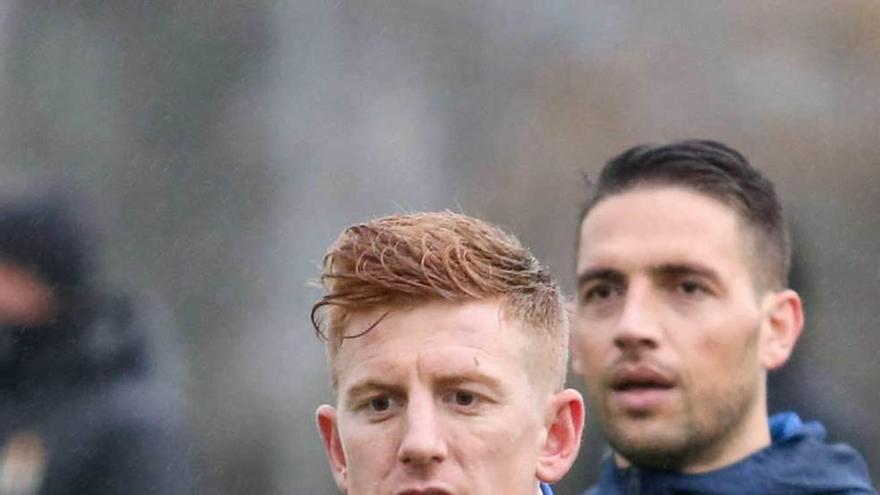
[
  {"xmin": 540, "ymin": 482, "xmax": 554, "ymax": 495},
  {"xmin": 592, "ymin": 413, "xmax": 875, "ymax": 495}
]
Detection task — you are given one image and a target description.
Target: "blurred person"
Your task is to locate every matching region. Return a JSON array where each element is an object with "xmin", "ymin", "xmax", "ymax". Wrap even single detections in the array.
[
  {"xmin": 571, "ymin": 140, "xmax": 875, "ymax": 494},
  {"xmin": 0, "ymin": 187, "xmax": 198, "ymax": 495},
  {"xmin": 310, "ymin": 212, "xmax": 585, "ymax": 495}
]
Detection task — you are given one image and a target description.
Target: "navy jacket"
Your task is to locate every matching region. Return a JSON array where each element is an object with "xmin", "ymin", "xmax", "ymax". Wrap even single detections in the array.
[{"xmin": 585, "ymin": 412, "xmax": 875, "ymax": 495}]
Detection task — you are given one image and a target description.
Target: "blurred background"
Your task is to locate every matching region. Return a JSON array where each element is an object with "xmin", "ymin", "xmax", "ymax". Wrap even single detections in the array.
[{"xmin": 0, "ymin": 1, "xmax": 877, "ymax": 494}]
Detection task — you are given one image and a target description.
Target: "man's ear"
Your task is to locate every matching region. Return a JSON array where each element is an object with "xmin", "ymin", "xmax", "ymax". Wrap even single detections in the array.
[
  {"xmin": 536, "ymin": 388, "xmax": 585, "ymax": 484},
  {"xmin": 760, "ymin": 289, "xmax": 804, "ymax": 370},
  {"xmin": 316, "ymin": 405, "xmax": 348, "ymax": 493}
]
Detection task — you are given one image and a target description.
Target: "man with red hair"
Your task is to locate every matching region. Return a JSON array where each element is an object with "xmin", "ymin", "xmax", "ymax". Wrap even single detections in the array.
[{"xmin": 311, "ymin": 212, "xmax": 585, "ymax": 495}]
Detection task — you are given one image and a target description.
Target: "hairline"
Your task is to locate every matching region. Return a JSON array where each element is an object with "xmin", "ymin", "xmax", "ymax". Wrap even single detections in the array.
[
  {"xmin": 326, "ymin": 295, "xmax": 568, "ymax": 395},
  {"xmin": 578, "ymin": 182, "xmax": 784, "ymax": 294}
]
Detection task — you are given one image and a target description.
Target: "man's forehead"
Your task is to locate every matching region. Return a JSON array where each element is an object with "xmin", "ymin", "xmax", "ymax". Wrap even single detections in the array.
[
  {"xmin": 331, "ymin": 300, "xmax": 533, "ymax": 391},
  {"xmin": 339, "ymin": 347, "xmax": 510, "ymax": 393},
  {"xmin": 577, "ymin": 187, "xmax": 755, "ymax": 276},
  {"xmin": 587, "ymin": 185, "xmax": 736, "ymax": 225},
  {"xmin": 338, "ymin": 302, "xmax": 508, "ymax": 342},
  {"xmin": 581, "ymin": 187, "xmax": 741, "ymax": 242}
]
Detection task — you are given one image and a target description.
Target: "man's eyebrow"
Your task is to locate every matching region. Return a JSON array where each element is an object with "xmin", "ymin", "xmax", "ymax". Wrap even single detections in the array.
[
  {"xmin": 652, "ymin": 262, "xmax": 721, "ymax": 283},
  {"xmin": 343, "ymin": 380, "xmax": 403, "ymax": 405},
  {"xmin": 576, "ymin": 268, "xmax": 625, "ymax": 291},
  {"xmin": 434, "ymin": 371, "xmax": 504, "ymax": 393}
]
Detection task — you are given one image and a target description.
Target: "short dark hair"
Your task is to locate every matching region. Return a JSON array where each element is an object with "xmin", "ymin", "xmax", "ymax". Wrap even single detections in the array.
[{"xmin": 580, "ymin": 139, "xmax": 790, "ymax": 290}]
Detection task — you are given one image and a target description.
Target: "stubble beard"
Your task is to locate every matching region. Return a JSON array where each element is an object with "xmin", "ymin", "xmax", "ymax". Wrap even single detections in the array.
[{"xmin": 598, "ymin": 370, "xmax": 760, "ymax": 471}]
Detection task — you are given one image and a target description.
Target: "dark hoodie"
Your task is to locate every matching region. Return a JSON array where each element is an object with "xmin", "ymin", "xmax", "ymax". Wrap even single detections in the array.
[
  {"xmin": 0, "ymin": 187, "xmax": 199, "ymax": 495},
  {"xmin": 585, "ymin": 413, "xmax": 876, "ymax": 495}
]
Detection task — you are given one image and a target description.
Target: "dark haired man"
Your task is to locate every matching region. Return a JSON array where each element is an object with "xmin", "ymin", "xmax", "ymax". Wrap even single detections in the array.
[{"xmin": 572, "ymin": 140, "xmax": 875, "ymax": 494}]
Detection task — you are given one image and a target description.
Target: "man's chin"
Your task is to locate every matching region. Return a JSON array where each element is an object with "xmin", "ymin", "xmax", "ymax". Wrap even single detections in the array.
[
  {"xmin": 603, "ymin": 408, "xmax": 671, "ymax": 438},
  {"xmin": 604, "ymin": 420, "xmax": 690, "ymax": 469}
]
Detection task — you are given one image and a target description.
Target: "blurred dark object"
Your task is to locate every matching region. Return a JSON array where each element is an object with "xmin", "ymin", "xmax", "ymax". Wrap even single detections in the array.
[
  {"xmin": 0, "ymin": 186, "xmax": 97, "ymax": 292},
  {"xmin": 0, "ymin": 186, "xmax": 200, "ymax": 495}
]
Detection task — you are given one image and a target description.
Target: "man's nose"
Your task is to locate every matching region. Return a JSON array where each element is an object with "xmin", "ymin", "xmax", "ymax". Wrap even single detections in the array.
[
  {"xmin": 397, "ymin": 396, "xmax": 447, "ymax": 467},
  {"xmin": 613, "ymin": 282, "xmax": 661, "ymax": 352}
]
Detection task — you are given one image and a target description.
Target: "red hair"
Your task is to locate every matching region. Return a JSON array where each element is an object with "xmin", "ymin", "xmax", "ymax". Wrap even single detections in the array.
[{"xmin": 311, "ymin": 211, "xmax": 568, "ymax": 389}]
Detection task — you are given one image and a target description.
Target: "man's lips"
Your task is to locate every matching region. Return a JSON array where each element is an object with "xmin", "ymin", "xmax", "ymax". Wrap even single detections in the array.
[
  {"xmin": 610, "ymin": 366, "xmax": 675, "ymax": 390},
  {"xmin": 608, "ymin": 366, "xmax": 676, "ymax": 410},
  {"xmin": 396, "ymin": 488, "xmax": 453, "ymax": 495}
]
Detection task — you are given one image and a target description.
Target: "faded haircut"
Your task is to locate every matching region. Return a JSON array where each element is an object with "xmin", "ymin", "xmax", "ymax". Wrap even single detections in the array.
[
  {"xmin": 311, "ymin": 211, "xmax": 568, "ymax": 390},
  {"xmin": 581, "ymin": 139, "xmax": 791, "ymax": 291}
]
